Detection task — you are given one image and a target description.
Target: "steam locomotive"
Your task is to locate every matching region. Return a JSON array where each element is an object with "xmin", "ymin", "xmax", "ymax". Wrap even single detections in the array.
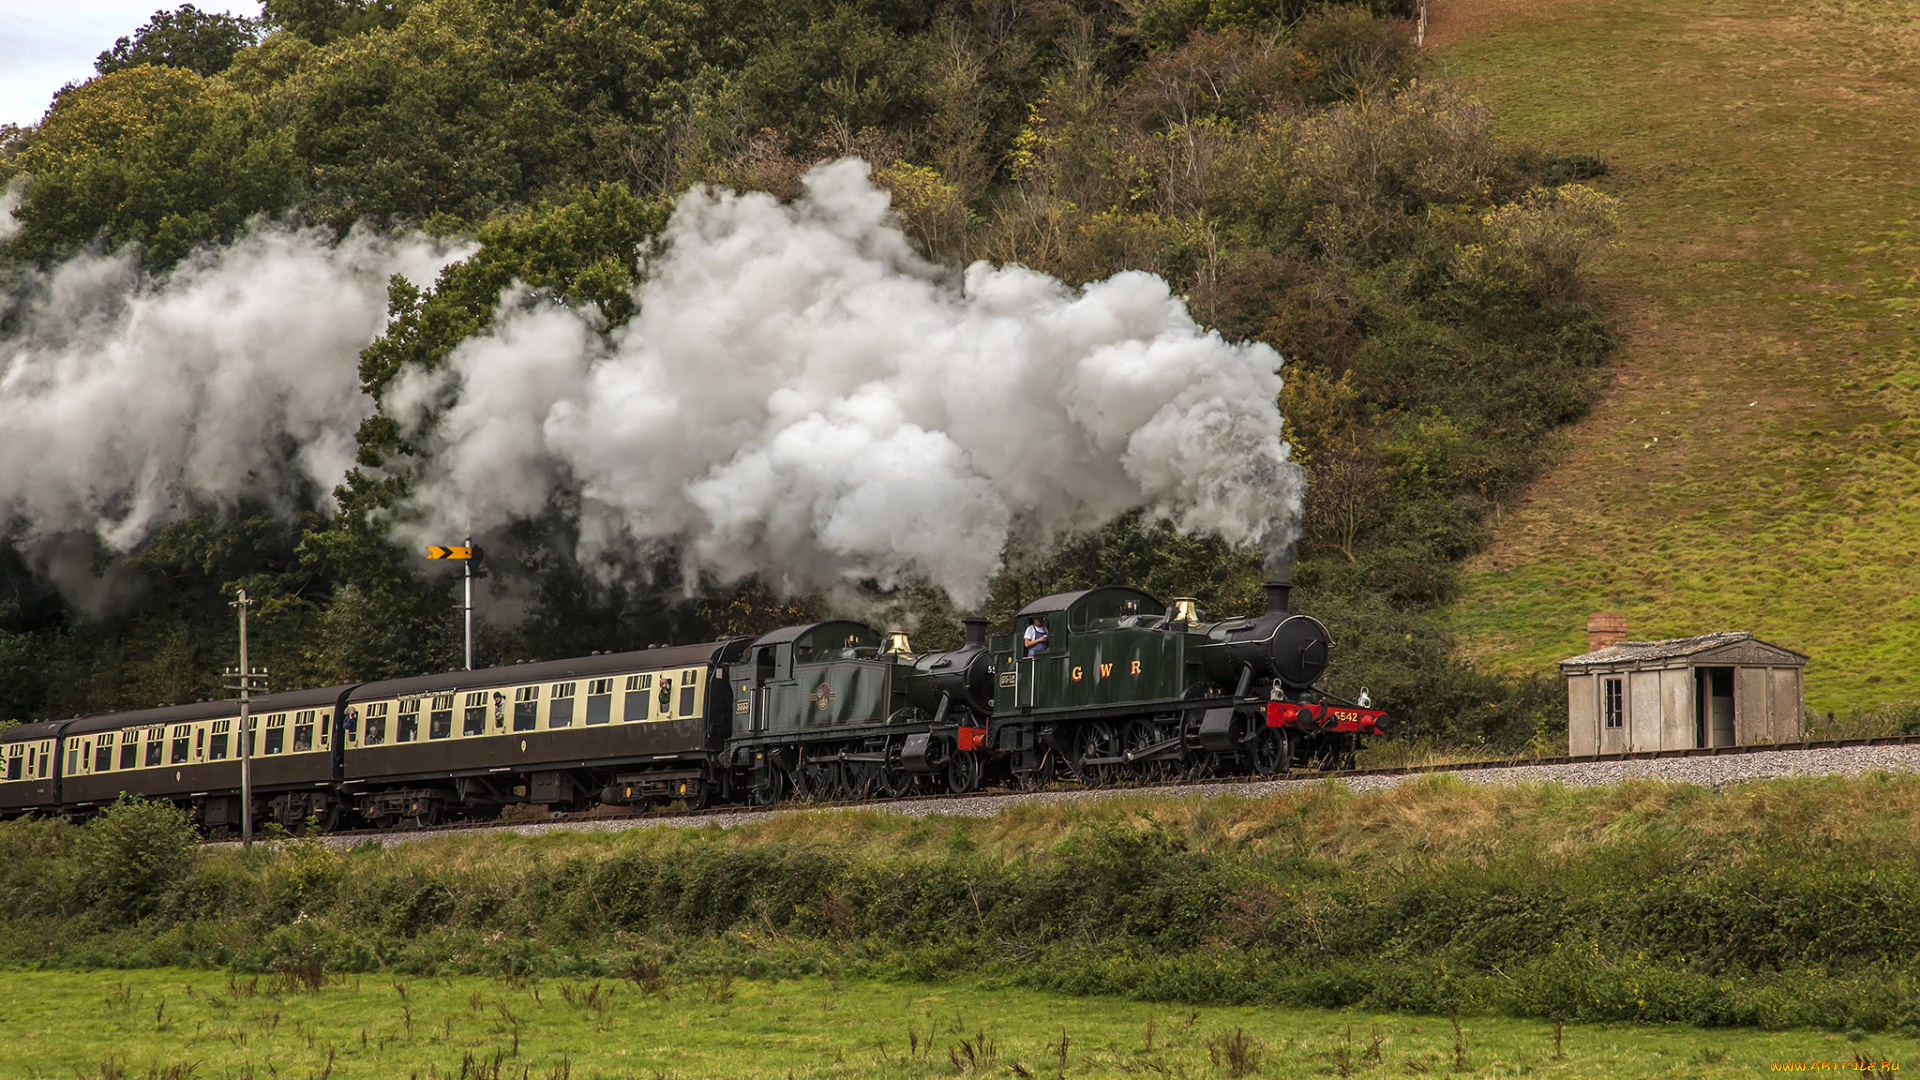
[{"xmin": 0, "ymin": 581, "xmax": 1385, "ymax": 828}]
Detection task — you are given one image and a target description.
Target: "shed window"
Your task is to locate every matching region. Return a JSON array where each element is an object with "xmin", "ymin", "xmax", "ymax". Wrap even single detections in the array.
[
  {"xmin": 513, "ymin": 686, "xmax": 539, "ymax": 731},
  {"xmin": 1603, "ymin": 678, "xmax": 1624, "ymax": 729}
]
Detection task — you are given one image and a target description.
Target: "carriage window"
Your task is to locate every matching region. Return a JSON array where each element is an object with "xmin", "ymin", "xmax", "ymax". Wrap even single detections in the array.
[
  {"xmin": 292, "ymin": 710, "xmax": 314, "ymax": 753},
  {"xmin": 513, "ymin": 686, "xmax": 539, "ymax": 731},
  {"xmin": 266, "ymin": 713, "xmax": 287, "ymax": 756},
  {"xmin": 209, "ymin": 720, "xmax": 231, "ymax": 761},
  {"xmin": 548, "ymin": 683, "xmax": 576, "ymax": 729},
  {"xmin": 146, "ymin": 730, "xmax": 164, "ymax": 767},
  {"xmin": 364, "ymin": 702, "xmax": 389, "ymax": 746},
  {"xmin": 243, "ymin": 716, "xmax": 258, "ymax": 757},
  {"xmin": 678, "ymin": 670, "xmax": 700, "ymax": 718},
  {"xmin": 430, "ymin": 694, "xmax": 455, "ymax": 739},
  {"xmin": 624, "ymin": 675, "xmax": 652, "ymax": 722},
  {"xmin": 4, "ymin": 747, "xmax": 19, "ymax": 781},
  {"xmin": 95, "ymin": 735, "xmax": 114, "ymax": 772},
  {"xmin": 68, "ymin": 744, "xmax": 80, "ymax": 775},
  {"xmin": 586, "ymin": 678, "xmax": 613, "ymax": 725},
  {"xmin": 319, "ymin": 711, "xmax": 330, "ymax": 748},
  {"xmin": 396, "ymin": 698, "xmax": 420, "ymax": 743},
  {"xmin": 171, "ymin": 726, "xmax": 192, "ymax": 765},
  {"xmin": 120, "ymin": 732, "xmax": 139, "ymax": 770},
  {"xmin": 37, "ymin": 744, "xmax": 49, "ymax": 779},
  {"xmin": 463, "ymin": 692, "xmax": 488, "ymax": 737}
]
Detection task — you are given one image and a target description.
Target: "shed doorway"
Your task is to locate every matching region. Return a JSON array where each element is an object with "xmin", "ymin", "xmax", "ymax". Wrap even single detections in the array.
[{"xmin": 1694, "ymin": 667, "xmax": 1735, "ymax": 748}]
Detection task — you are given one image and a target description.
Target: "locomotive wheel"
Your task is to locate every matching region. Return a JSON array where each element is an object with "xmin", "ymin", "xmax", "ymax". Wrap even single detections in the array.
[
  {"xmin": 1013, "ymin": 748, "xmax": 1055, "ymax": 792},
  {"xmin": 1122, "ymin": 719, "xmax": 1171, "ymax": 783},
  {"xmin": 1069, "ymin": 722, "xmax": 1120, "ymax": 786},
  {"xmin": 844, "ymin": 761, "xmax": 882, "ymax": 801},
  {"xmin": 880, "ymin": 744, "xmax": 917, "ymax": 798},
  {"xmin": 1178, "ymin": 749, "xmax": 1216, "ymax": 782},
  {"xmin": 1248, "ymin": 726, "xmax": 1293, "ymax": 777},
  {"xmin": 748, "ymin": 768, "xmax": 787, "ymax": 807},
  {"xmin": 793, "ymin": 761, "xmax": 838, "ymax": 802},
  {"xmin": 946, "ymin": 750, "xmax": 984, "ymax": 794}
]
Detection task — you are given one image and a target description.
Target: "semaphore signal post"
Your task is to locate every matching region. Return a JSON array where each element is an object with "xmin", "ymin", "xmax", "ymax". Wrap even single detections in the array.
[{"xmin": 426, "ymin": 539, "xmax": 483, "ymax": 671}]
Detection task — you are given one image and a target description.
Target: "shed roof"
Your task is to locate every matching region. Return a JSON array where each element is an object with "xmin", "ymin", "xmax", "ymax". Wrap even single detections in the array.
[{"xmin": 1558, "ymin": 632, "xmax": 1808, "ymax": 673}]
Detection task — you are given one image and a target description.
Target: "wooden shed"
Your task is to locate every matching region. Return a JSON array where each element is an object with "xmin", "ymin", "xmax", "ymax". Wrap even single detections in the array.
[{"xmin": 1558, "ymin": 631, "xmax": 1807, "ymax": 756}]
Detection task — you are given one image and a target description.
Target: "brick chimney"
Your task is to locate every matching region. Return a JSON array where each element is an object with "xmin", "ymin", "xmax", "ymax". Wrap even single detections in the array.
[{"xmin": 1587, "ymin": 613, "xmax": 1627, "ymax": 652}]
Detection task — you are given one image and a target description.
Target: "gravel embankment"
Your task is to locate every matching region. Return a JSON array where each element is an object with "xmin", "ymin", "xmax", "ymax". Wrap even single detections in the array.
[{"xmin": 265, "ymin": 742, "xmax": 1920, "ymax": 850}]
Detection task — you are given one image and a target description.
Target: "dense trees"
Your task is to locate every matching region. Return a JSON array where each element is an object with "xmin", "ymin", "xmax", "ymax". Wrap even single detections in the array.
[{"xmin": 0, "ymin": 0, "xmax": 1612, "ymax": 746}]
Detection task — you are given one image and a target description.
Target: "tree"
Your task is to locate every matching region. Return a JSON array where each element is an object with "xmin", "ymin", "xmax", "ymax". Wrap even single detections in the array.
[{"xmin": 96, "ymin": 5, "xmax": 261, "ymax": 78}]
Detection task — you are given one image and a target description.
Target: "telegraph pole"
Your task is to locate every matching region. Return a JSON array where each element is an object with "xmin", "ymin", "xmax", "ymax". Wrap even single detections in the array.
[{"xmin": 225, "ymin": 590, "xmax": 268, "ymax": 848}]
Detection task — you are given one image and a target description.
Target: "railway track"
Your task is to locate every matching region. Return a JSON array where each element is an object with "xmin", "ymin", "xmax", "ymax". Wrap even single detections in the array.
[{"xmin": 240, "ymin": 731, "xmax": 1920, "ymax": 848}]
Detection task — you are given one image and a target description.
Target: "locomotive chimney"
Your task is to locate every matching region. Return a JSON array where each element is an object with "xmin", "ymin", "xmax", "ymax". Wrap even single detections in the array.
[
  {"xmin": 1263, "ymin": 581, "xmax": 1291, "ymax": 616},
  {"xmin": 962, "ymin": 618, "xmax": 988, "ymax": 648},
  {"xmin": 1587, "ymin": 612, "xmax": 1627, "ymax": 652}
]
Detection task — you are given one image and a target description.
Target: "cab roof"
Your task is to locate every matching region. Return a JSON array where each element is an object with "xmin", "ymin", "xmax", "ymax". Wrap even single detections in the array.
[{"xmin": 1015, "ymin": 587, "xmax": 1166, "ymax": 624}]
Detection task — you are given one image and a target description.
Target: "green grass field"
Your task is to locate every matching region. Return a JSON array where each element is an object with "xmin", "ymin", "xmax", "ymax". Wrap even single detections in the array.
[
  {"xmin": 1433, "ymin": 0, "xmax": 1920, "ymax": 716},
  {"xmin": 0, "ymin": 969, "xmax": 1911, "ymax": 1080}
]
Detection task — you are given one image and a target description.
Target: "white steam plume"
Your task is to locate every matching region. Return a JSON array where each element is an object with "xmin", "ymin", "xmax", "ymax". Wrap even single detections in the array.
[
  {"xmin": 392, "ymin": 159, "xmax": 1301, "ymax": 608},
  {"xmin": 0, "ymin": 226, "xmax": 471, "ymax": 549},
  {"xmin": 0, "ymin": 180, "xmax": 23, "ymax": 245}
]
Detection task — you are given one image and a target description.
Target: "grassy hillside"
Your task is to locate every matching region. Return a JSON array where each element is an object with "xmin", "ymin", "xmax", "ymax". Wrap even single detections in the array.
[{"xmin": 1433, "ymin": 0, "xmax": 1920, "ymax": 716}]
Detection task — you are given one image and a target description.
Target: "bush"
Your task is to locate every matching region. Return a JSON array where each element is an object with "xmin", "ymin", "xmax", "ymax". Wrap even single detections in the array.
[{"xmin": 72, "ymin": 795, "xmax": 199, "ymax": 921}]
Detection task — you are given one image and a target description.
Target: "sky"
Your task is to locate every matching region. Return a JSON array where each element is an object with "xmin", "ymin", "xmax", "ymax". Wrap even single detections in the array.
[{"xmin": 0, "ymin": 0, "xmax": 259, "ymax": 128}]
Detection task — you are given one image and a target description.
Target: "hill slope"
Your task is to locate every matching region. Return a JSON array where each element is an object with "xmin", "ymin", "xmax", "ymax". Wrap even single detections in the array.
[{"xmin": 1435, "ymin": 0, "xmax": 1920, "ymax": 716}]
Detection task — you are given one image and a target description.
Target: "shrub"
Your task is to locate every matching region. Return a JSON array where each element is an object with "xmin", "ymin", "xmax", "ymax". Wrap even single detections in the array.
[{"xmin": 73, "ymin": 795, "xmax": 199, "ymax": 921}]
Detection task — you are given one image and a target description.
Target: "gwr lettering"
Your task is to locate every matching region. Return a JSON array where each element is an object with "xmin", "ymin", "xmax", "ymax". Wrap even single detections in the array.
[
  {"xmin": 1131, "ymin": 660, "xmax": 1142, "ymax": 675},
  {"xmin": 1099, "ymin": 663, "xmax": 1113, "ymax": 677}
]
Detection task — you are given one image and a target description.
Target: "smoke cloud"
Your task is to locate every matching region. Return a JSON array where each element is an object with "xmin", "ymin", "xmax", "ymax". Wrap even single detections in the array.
[
  {"xmin": 0, "ymin": 180, "xmax": 22, "ymax": 245},
  {"xmin": 0, "ymin": 225, "xmax": 469, "ymax": 550},
  {"xmin": 392, "ymin": 159, "xmax": 1300, "ymax": 608}
]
